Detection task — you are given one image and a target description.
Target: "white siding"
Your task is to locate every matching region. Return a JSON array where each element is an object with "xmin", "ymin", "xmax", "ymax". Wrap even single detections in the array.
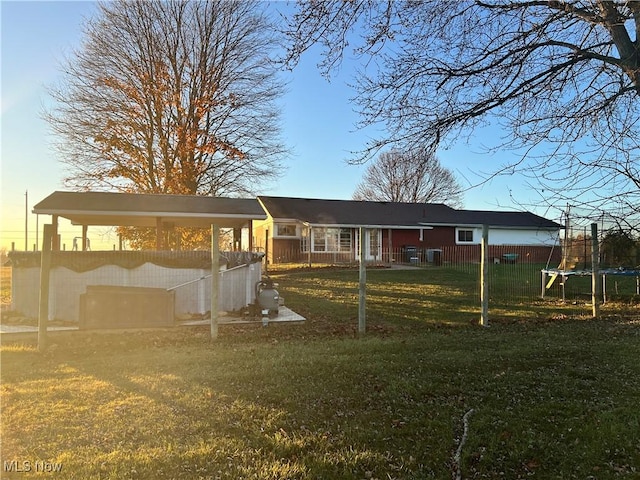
[
  {"xmin": 11, "ymin": 263, "xmax": 261, "ymax": 322},
  {"xmin": 455, "ymin": 227, "xmax": 559, "ymax": 246}
]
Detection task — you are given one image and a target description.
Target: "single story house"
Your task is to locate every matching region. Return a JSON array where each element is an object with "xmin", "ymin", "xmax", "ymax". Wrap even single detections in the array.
[{"xmin": 253, "ymin": 196, "xmax": 563, "ymax": 264}]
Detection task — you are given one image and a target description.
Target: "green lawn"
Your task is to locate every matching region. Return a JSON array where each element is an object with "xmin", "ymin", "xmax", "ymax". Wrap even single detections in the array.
[{"xmin": 2, "ymin": 267, "xmax": 639, "ymax": 479}]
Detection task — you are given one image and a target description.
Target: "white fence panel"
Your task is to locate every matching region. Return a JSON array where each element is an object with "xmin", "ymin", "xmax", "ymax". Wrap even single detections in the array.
[
  {"xmin": 11, "ymin": 263, "xmax": 261, "ymax": 322},
  {"xmin": 219, "ymin": 263, "xmax": 261, "ymax": 312}
]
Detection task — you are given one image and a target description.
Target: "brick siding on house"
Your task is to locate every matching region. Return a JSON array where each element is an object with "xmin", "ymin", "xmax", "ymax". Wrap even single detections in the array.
[{"xmin": 264, "ymin": 238, "xmax": 560, "ymax": 266}]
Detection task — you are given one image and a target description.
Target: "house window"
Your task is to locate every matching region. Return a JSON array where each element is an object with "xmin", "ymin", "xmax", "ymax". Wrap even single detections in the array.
[
  {"xmin": 309, "ymin": 228, "xmax": 352, "ymax": 252},
  {"xmin": 368, "ymin": 229, "xmax": 380, "ymax": 257},
  {"xmin": 276, "ymin": 224, "xmax": 297, "ymax": 237},
  {"xmin": 314, "ymin": 228, "xmax": 328, "ymax": 251},
  {"xmin": 340, "ymin": 229, "xmax": 352, "ymax": 251},
  {"xmin": 457, "ymin": 229, "xmax": 474, "ymax": 243}
]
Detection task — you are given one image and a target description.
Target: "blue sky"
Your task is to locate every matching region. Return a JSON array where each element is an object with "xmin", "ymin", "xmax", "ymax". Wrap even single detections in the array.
[{"xmin": 0, "ymin": 1, "xmax": 555, "ymax": 251}]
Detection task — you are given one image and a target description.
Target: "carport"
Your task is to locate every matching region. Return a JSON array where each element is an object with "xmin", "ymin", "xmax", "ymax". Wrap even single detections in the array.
[
  {"xmin": 32, "ymin": 191, "xmax": 268, "ymax": 343},
  {"xmin": 33, "ymin": 191, "xmax": 265, "ymax": 251}
]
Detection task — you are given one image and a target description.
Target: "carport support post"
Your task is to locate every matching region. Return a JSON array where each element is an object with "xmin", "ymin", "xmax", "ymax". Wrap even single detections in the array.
[
  {"xmin": 82, "ymin": 225, "xmax": 88, "ymax": 251},
  {"xmin": 480, "ymin": 224, "xmax": 489, "ymax": 327},
  {"xmin": 38, "ymin": 224, "xmax": 53, "ymax": 352},
  {"xmin": 211, "ymin": 224, "xmax": 220, "ymax": 339},
  {"xmin": 358, "ymin": 227, "xmax": 366, "ymax": 335}
]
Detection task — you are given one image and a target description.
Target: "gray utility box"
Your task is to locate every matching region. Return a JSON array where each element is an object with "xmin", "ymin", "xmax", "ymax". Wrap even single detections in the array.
[
  {"xmin": 426, "ymin": 249, "xmax": 443, "ymax": 265},
  {"xmin": 80, "ymin": 285, "xmax": 175, "ymax": 330}
]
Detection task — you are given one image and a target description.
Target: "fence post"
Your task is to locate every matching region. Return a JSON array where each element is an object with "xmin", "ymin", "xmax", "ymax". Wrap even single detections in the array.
[
  {"xmin": 358, "ymin": 227, "xmax": 366, "ymax": 335},
  {"xmin": 38, "ymin": 224, "xmax": 53, "ymax": 352},
  {"xmin": 591, "ymin": 223, "xmax": 600, "ymax": 319},
  {"xmin": 480, "ymin": 224, "xmax": 489, "ymax": 327},
  {"xmin": 307, "ymin": 225, "xmax": 312, "ymax": 268},
  {"xmin": 211, "ymin": 224, "xmax": 219, "ymax": 339},
  {"xmin": 264, "ymin": 228, "xmax": 269, "ymax": 274}
]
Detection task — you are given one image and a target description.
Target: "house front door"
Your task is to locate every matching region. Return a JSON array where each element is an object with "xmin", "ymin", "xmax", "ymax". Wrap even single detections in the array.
[{"xmin": 355, "ymin": 228, "xmax": 382, "ymax": 262}]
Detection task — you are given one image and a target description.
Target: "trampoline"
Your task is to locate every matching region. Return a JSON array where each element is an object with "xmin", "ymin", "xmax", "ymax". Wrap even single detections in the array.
[{"xmin": 541, "ymin": 268, "xmax": 640, "ymax": 302}]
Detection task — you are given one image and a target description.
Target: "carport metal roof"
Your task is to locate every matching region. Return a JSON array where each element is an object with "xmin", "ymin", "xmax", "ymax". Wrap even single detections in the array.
[{"xmin": 33, "ymin": 191, "xmax": 266, "ymax": 229}]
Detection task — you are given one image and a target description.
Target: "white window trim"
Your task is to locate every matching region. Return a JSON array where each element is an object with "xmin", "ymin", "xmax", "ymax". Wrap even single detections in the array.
[
  {"xmin": 274, "ymin": 223, "xmax": 299, "ymax": 238},
  {"xmin": 455, "ymin": 227, "xmax": 476, "ymax": 245},
  {"xmin": 309, "ymin": 227, "xmax": 352, "ymax": 253}
]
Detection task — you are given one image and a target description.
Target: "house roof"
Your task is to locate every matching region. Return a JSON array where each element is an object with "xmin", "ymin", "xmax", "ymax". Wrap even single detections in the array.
[
  {"xmin": 443, "ymin": 209, "xmax": 563, "ymax": 229},
  {"xmin": 257, "ymin": 196, "xmax": 563, "ymax": 230},
  {"xmin": 33, "ymin": 192, "xmax": 562, "ymax": 231},
  {"xmin": 33, "ymin": 191, "xmax": 267, "ymax": 228},
  {"xmin": 258, "ymin": 196, "xmax": 458, "ymax": 228}
]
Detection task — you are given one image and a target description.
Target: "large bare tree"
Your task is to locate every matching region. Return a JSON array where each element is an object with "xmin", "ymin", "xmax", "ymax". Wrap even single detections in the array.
[
  {"xmin": 47, "ymin": 0, "xmax": 286, "ymax": 197},
  {"xmin": 285, "ymin": 1, "xmax": 640, "ymax": 231},
  {"xmin": 353, "ymin": 149, "xmax": 464, "ymax": 207}
]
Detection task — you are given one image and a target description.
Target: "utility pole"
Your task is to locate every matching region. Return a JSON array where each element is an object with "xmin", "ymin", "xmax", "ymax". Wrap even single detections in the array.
[{"xmin": 24, "ymin": 190, "xmax": 28, "ymax": 251}]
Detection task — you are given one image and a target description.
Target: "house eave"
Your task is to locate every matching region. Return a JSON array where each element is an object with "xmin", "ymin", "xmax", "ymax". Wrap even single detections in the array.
[
  {"xmin": 419, "ymin": 222, "xmax": 561, "ymax": 230},
  {"xmin": 267, "ymin": 217, "xmax": 301, "ymax": 224},
  {"xmin": 33, "ymin": 209, "xmax": 266, "ymax": 228},
  {"xmin": 306, "ymin": 223, "xmax": 434, "ymax": 230}
]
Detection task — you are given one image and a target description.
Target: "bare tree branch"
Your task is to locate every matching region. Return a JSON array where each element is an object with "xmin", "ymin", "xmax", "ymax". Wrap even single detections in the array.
[
  {"xmin": 353, "ymin": 148, "xmax": 464, "ymax": 207},
  {"xmin": 285, "ymin": 0, "xmax": 640, "ymax": 232}
]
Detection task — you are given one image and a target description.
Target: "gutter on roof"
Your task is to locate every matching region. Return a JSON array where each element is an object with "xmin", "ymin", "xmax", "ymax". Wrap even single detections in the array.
[
  {"xmin": 32, "ymin": 209, "xmax": 266, "ymax": 220},
  {"xmin": 419, "ymin": 222, "xmax": 560, "ymax": 229},
  {"xmin": 307, "ymin": 223, "xmax": 434, "ymax": 230},
  {"xmin": 267, "ymin": 217, "xmax": 301, "ymax": 223}
]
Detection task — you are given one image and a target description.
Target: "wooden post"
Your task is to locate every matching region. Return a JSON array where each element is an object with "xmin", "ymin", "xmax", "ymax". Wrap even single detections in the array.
[
  {"xmin": 358, "ymin": 227, "xmax": 366, "ymax": 335},
  {"xmin": 82, "ymin": 225, "xmax": 88, "ymax": 251},
  {"xmin": 25, "ymin": 190, "xmax": 28, "ymax": 251},
  {"xmin": 211, "ymin": 224, "xmax": 220, "ymax": 339},
  {"xmin": 591, "ymin": 223, "xmax": 600, "ymax": 319},
  {"xmin": 480, "ymin": 224, "xmax": 489, "ymax": 327},
  {"xmin": 233, "ymin": 228, "xmax": 241, "ymax": 251},
  {"xmin": 51, "ymin": 215, "xmax": 60, "ymax": 251},
  {"xmin": 264, "ymin": 228, "xmax": 269, "ymax": 274},
  {"xmin": 38, "ymin": 224, "xmax": 53, "ymax": 352},
  {"xmin": 156, "ymin": 217, "xmax": 163, "ymax": 250}
]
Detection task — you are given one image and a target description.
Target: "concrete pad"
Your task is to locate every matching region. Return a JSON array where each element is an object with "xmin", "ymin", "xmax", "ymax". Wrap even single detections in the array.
[
  {"xmin": 0, "ymin": 306, "xmax": 305, "ymax": 336},
  {"xmin": 179, "ymin": 306, "xmax": 306, "ymax": 326}
]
